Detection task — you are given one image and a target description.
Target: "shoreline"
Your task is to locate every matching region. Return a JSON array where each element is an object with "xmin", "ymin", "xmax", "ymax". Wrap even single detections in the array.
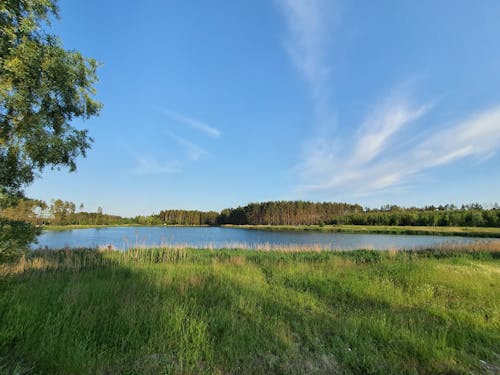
[
  {"xmin": 42, "ymin": 224, "xmax": 214, "ymax": 231},
  {"xmin": 39, "ymin": 223, "xmax": 500, "ymax": 237},
  {"xmin": 223, "ymin": 224, "xmax": 500, "ymax": 238}
]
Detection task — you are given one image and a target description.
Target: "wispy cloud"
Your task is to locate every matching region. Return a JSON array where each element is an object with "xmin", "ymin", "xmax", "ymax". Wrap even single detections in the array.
[
  {"xmin": 350, "ymin": 96, "xmax": 432, "ymax": 167},
  {"xmin": 297, "ymin": 103, "xmax": 500, "ymax": 196},
  {"xmin": 275, "ymin": 0, "xmax": 336, "ymax": 115},
  {"xmin": 276, "ymin": 1, "xmax": 500, "ymax": 198},
  {"xmin": 158, "ymin": 108, "xmax": 221, "ymax": 138},
  {"xmin": 276, "ymin": 1, "xmax": 500, "ymax": 197},
  {"xmin": 168, "ymin": 132, "xmax": 209, "ymax": 161},
  {"xmin": 131, "ymin": 157, "xmax": 181, "ymax": 175}
]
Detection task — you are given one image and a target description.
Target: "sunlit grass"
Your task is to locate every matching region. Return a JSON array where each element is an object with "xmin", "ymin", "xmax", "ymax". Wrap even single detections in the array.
[{"xmin": 0, "ymin": 247, "xmax": 499, "ymax": 374}]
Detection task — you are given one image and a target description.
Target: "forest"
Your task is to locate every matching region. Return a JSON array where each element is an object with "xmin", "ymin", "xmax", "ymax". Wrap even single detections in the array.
[
  {"xmin": 217, "ymin": 201, "xmax": 363, "ymax": 225},
  {"xmin": 1, "ymin": 199, "xmax": 499, "ymax": 228}
]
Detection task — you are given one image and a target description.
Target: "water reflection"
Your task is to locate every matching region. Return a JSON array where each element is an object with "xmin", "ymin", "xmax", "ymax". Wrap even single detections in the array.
[{"xmin": 34, "ymin": 226, "xmax": 496, "ymax": 251}]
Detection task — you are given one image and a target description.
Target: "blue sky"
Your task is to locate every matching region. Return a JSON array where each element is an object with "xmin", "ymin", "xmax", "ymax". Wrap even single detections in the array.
[{"xmin": 27, "ymin": 0, "xmax": 500, "ymax": 216}]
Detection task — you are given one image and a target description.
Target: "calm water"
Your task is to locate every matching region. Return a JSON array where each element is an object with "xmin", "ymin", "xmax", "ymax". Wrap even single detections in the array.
[{"xmin": 33, "ymin": 226, "xmax": 495, "ymax": 250}]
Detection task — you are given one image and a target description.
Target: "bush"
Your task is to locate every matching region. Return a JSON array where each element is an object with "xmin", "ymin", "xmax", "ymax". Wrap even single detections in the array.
[{"xmin": 0, "ymin": 218, "xmax": 41, "ymax": 261}]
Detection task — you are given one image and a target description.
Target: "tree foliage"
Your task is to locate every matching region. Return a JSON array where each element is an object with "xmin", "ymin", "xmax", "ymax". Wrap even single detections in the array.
[
  {"xmin": 217, "ymin": 201, "xmax": 363, "ymax": 225},
  {"xmin": 0, "ymin": 0, "xmax": 101, "ymax": 206},
  {"xmin": 158, "ymin": 209, "xmax": 219, "ymax": 226},
  {"xmin": 2, "ymin": 199, "xmax": 499, "ymax": 229},
  {"xmin": 338, "ymin": 205, "xmax": 500, "ymax": 227},
  {"xmin": 0, "ymin": 217, "xmax": 40, "ymax": 260},
  {"xmin": 0, "ymin": 0, "xmax": 101, "ymax": 259}
]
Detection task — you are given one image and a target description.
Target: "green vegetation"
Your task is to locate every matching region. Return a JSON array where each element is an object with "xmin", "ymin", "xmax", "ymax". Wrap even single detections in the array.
[
  {"xmin": 0, "ymin": 0, "xmax": 101, "ymax": 257},
  {"xmin": 218, "ymin": 201, "xmax": 500, "ymax": 227},
  {"xmin": 0, "ymin": 218, "xmax": 40, "ymax": 261},
  {"xmin": 0, "ymin": 198, "xmax": 220, "ymax": 227},
  {"xmin": 1, "ymin": 247, "xmax": 499, "ymax": 374},
  {"xmin": 228, "ymin": 224, "xmax": 500, "ymax": 238},
  {"xmin": 0, "ymin": 0, "xmax": 101, "ymax": 206},
  {"xmin": 218, "ymin": 201, "xmax": 363, "ymax": 225},
  {"xmin": 158, "ymin": 209, "xmax": 219, "ymax": 226},
  {"xmin": 2, "ymin": 199, "xmax": 500, "ymax": 230}
]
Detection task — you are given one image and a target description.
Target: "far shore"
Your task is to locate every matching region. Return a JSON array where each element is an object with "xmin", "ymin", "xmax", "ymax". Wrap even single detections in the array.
[
  {"xmin": 40, "ymin": 223, "xmax": 500, "ymax": 237},
  {"xmin": 42, "ymin": 224, "xmax": 215, "ymax": 231},
  {"xmin": 222, "ymin": 224, "xmax": 500, "ymax": 238}
]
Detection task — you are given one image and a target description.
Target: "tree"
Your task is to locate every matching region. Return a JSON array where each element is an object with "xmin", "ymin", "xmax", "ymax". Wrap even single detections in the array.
[
  {"xmin": 0, "ymin": 0, "xmax": 101, "ymax": 258},
  {"xmin": 0, "ymin": 0, "xmax": 102, "ymax": 206}
]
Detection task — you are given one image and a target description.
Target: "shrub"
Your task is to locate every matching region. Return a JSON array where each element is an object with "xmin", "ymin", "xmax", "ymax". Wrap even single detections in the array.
[{"xmin": 0, "ymin": 219, "xmax": 41, "ymax": 261}]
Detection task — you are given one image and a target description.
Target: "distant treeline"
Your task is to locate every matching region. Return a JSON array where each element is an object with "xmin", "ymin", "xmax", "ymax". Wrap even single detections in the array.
[
  {"xmin": 217, "ymin": 201, "xmax": 363, "ymax": 225},
  {"xmin": 1, "ymin": 199, "xmax": 499, "ymax": 227},
  {"xmin": 337, "ymin": 207, "xmax": 500, "ymax": 227},
  {"xmin": 217, "ymin": 202, "xmax": 500, "ymax": 227},
  {"xmin": 0, "ymin": 199, "xmax": 219, "ymax": 226},
  {"xmin": 158, "ymin": 210, "xmax": 219, "ymax": 226},
  {"xmin": 0, "ymin": 199, "xmax": 135, "ymax": 226}
]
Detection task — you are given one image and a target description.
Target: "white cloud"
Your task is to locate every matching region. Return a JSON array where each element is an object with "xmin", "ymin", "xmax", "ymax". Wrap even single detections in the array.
[
  {"xmin": 275, "ymin": 0, "xmax": 336, "ymax": 113},
  {"xmin": 297, "ymin": 103, "xmax": 500, "ymax": 196},
  {"xmin": 168, "ymin": 132, "xmax": 209, "ymax": 161},
  {"xmin": 158, "ymin": 108, "xmax": 221, "ymax": 138},
  {"xmin": 276, "ymin": 1, "xmax": 500, "ymax": 198},
  {"xmin": 131, "ymin": 157, "xmax": 181, "ymax": 175},
  {"xmin": 413, "ymin": 106, "xmax": 500, "ymax": 168},
  {"xmin": 350, "ymin": 97, "xmax": 431, "ymax": 166}
]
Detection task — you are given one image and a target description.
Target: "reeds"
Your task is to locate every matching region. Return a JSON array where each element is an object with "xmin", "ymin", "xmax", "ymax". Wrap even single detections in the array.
[
  {"xmin": 1, "ymin": 243, "xmax": 499, "ymax": 374},
  {"xmin": 2, "ymin": 240, "xmax": 499, "ymax": 278}
]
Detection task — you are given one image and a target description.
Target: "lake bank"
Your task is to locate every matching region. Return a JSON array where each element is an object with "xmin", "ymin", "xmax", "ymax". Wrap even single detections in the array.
[
  {"xmin": 41, "ymin": 224, "xmax": 500, "ymax": 238},
  {"xmin": 1, "ymin": 247, "xmax": 498, "ymax": 374},
  {"xmin": 43, "ymin": 224, "xmax": 213, "ymax": 231},
  {"xmin": 224, "ymin": 224, "xmax": 500, "ymax": 238}
]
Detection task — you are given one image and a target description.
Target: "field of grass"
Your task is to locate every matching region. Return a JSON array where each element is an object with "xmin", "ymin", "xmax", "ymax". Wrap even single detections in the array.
[
  {"xmin": 1, "ymin": 247, "xmax": 499, "ymax": 374},
  {"xmin": 226, "ymin": 224, "xmax": 500, "ymax": 238}
]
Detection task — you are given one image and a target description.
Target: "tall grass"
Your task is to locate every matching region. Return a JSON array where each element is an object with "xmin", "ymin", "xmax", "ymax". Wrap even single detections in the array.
[{"xmin": 0, "ymin": 247, "xmax": 499, "ymax": 374}]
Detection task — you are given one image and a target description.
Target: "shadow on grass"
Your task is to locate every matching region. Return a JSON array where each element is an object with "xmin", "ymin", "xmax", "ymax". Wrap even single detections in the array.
[{"xmin": 0, "ymin": 249, "xmax": 498, "ymax": 374}]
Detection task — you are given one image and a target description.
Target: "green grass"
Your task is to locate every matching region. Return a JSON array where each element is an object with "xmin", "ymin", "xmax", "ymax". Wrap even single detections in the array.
[
  {"xmin": 0, "ymin": 248, "xmax": 499, "ymax": 374},
  {"xmin": 226, "ymin": 224, "xmax": 500, "ymax": 238}
]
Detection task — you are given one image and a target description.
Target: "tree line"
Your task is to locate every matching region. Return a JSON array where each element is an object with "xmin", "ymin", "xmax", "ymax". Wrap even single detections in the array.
[
  {"xmin": 0, "ymin": 199, "xmax": 132, "ymax": 226},
  {"xmin": 217, "ymin": 201, "xmax": 363, "ymax": 225},
  {"xmin": 1, "ymin": 199, "xmax": 499, "ymax": 228},
  {"xmin": 217, "ymin": 201, "xmax": 500, "ymax": 227},
  {"xmin": 158, "ymin": 210, "xmax": 219, "ymax": 226},
  {"xmin": 336, "ymin": 206, "xmax": 500, "ymax": 227}
]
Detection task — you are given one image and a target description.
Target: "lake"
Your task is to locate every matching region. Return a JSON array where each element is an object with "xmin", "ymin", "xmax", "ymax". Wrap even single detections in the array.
[{"xmin": 34, "ymin": 226, "xmax": 496, "ymax": 250}]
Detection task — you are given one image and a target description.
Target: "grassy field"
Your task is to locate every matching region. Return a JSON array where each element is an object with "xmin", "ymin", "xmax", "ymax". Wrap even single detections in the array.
[
  {"xmin": 225, "ymin": 224, "xmax": 500, "ymax": 238},
  {"xmin": 0, "ymin": 247, "xmax": 499, "ymax": 374}
]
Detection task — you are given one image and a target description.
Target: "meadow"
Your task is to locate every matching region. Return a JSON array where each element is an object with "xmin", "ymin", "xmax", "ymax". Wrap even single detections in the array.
[{"xmin": 0, "ymin": 246, "xmax": 499, "ymax": 374}]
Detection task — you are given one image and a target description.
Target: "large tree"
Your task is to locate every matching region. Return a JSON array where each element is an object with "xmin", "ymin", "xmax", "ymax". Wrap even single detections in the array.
[
  {"xmin": 0, "ymin": 0, "xmax": 101, "ymax": 206},
  {"xmin": 0, "ymin": 0, "xmax": 101, "ymax": 258}
]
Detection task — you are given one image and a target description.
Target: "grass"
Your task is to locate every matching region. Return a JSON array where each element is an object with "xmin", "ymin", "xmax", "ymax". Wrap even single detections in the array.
[
  {"xmin": 0, "ymin": 246, "xmax": 499, "ymax": 374},
  {"xmin": 226, "ymin": 224, "xmax": 500, "ymax": 238}
]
